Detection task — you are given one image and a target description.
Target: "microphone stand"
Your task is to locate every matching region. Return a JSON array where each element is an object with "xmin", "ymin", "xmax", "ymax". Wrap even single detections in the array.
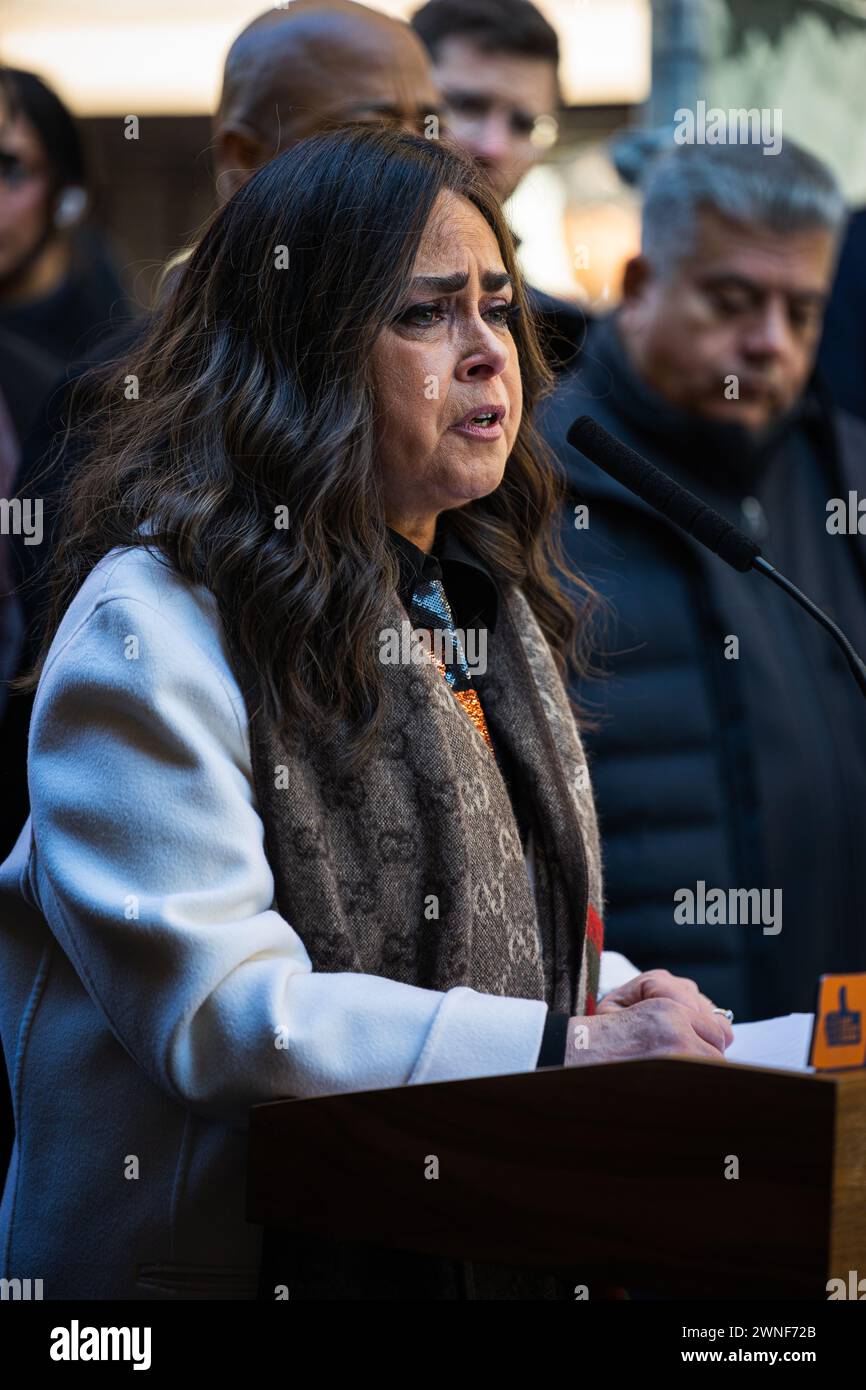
[{"xmin": 752, "ymin": 556, "xmax": 866, "ymax": 701}]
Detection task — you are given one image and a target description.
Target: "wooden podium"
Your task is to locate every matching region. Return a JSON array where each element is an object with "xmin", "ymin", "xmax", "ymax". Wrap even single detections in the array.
[{"xmin": 246, "ymin": 1056, "xmax": 866, "ymax": 1298}]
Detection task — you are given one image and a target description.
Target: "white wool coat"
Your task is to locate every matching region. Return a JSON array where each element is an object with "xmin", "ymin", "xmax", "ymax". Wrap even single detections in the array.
[{"xmin": 0, "ymin": 546, "xmax": 636, "ymax": 1299}]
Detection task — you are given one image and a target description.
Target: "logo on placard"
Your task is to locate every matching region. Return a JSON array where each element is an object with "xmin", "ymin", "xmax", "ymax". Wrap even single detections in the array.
[
  {"xmin": 809, "ymin": 974, "xmax": 866, "ymax": 1070},
  {"xmin": 824, "ymin": 986, "xmax": 861, "ymax": 1048}
]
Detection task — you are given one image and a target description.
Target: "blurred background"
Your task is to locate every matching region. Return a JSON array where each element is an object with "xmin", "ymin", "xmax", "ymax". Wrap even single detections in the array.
[{"xmin": 4, "ymin": 0, "xmax": 865, "ymax": 312}]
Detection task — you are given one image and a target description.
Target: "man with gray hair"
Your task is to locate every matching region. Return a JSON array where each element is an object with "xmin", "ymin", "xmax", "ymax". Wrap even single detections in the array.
[{"xmin": 541, "ymin": 136, "xmax": 866, "ymax": 1021}]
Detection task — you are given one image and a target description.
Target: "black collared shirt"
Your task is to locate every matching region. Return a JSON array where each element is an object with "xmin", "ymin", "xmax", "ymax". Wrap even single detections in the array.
[
  {"xmin": 386, "ymin": 523, "xmax": 569, "ymax": 1067},
  {"xmin": 387, "ymin": 524, "xmax": 498, "ymax": 638}
]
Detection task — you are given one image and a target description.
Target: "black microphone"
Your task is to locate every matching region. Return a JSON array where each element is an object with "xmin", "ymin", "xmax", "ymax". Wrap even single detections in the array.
[{"xmin": 566, "ymin": 414, "xmax": 866, "ymax": 701}]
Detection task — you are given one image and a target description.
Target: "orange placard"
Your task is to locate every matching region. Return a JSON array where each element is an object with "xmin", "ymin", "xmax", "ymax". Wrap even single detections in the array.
[{"xmin": 810, "ymin": 973, "xmax": 866, "ymax": 1071}]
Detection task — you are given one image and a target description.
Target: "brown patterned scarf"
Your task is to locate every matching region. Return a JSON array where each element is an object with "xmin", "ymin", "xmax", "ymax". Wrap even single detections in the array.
[{"xmin": 242, "ymin": 582, "xmax": 604, "ymax": 1298}]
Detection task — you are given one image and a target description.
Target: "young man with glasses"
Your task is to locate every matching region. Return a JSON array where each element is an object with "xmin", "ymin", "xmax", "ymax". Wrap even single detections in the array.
[{"xmin": 412, "ymin": 0, "xmax": 587, "ymax": 372}]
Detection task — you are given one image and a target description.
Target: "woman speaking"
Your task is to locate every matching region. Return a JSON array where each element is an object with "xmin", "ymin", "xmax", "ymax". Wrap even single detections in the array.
[{"xmin": 0, "ymin": 127, "xmax": 732, "ymax": 1300}]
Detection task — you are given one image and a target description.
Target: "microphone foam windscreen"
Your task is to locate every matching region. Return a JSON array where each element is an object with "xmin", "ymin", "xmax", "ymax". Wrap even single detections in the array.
[{"xmin": 566, "ymin": 415, "xmax": 761, "ymax": 573}]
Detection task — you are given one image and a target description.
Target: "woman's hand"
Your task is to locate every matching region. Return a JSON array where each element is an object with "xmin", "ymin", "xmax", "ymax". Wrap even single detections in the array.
[
  {"xmin": 597, "ymin": 968, "xmax": 735, "ymax": 1047},
  {"xmin": 564, "ymin": 994, "xmax": 732, "ymax": 1066}
]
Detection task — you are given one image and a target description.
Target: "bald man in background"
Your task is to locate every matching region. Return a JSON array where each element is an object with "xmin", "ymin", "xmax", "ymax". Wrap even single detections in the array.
[{"xmin": 212, "ymin": 0, "xmax": 440, "ymax": 202}]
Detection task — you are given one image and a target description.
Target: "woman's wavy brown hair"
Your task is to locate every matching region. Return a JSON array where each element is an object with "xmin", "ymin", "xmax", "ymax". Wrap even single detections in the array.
[{"xmin": 29, "ymin": 125, "xmax": 594, "ymax": 759}]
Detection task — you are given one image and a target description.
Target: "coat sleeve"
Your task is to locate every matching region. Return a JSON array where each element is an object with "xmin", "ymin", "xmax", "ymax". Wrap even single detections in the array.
[{"xmin": 28, "ymin": 590, "xmax": 549, "ymax": 1128}]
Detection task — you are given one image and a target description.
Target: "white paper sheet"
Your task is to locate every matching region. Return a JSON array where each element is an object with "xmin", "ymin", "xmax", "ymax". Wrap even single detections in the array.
[{"xmin": 725, "ymin": 1013, "xmax": 815, "ymax": 1071}]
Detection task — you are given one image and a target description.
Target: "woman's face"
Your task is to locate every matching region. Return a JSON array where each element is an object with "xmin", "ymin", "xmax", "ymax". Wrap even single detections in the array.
[
  {"xmin": 0, "ymin": 106, "xmax": 54, "ymax": 287},
  {"xmin": 371, "ymin": 189, "xmax": 522, "ymax": 546}
]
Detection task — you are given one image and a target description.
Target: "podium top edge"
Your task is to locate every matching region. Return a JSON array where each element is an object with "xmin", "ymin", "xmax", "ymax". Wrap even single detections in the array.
[{"xmin": 249, "ymin": 1054, "xmax": 865, "ymax": 1114}]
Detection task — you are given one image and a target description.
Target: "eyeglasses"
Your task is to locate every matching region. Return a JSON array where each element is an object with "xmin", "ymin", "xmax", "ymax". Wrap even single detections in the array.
[{"xmin": 441, "ymin": 94, "xmax": 558, "ymax": 149}]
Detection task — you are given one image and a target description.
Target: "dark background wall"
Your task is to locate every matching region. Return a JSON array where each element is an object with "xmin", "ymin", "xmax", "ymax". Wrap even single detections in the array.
[{"xmin": 81, "ymin": 115, "xmax": 215, "ymax": 309}]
